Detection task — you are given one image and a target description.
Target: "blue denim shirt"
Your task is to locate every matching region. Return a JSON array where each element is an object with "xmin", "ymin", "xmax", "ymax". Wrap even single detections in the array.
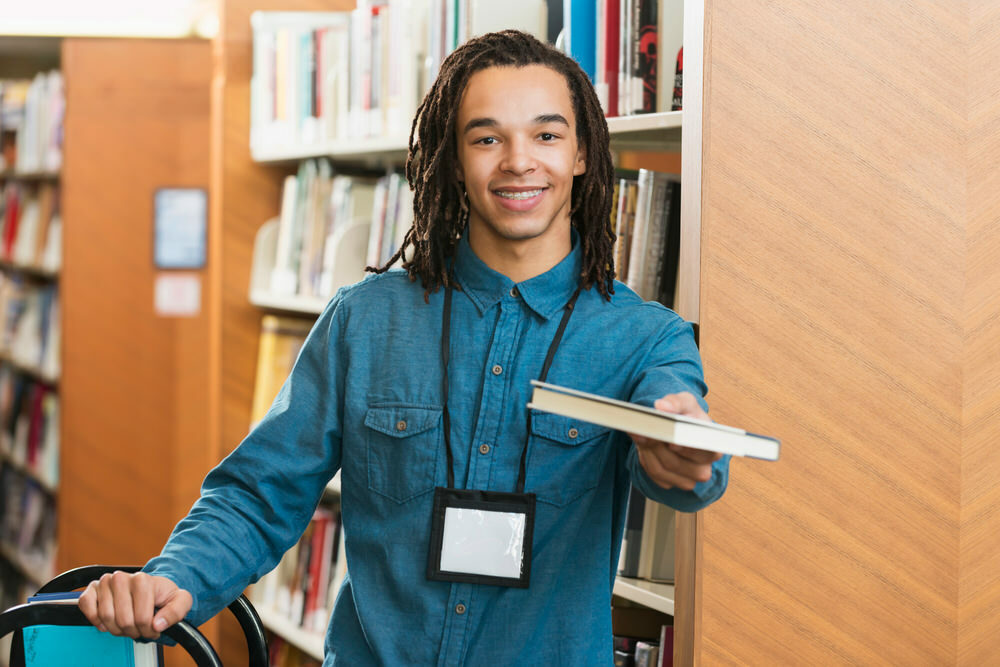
[{"xmin": 145, "ymin": 232, "xmax": 729, "ymax": 665}]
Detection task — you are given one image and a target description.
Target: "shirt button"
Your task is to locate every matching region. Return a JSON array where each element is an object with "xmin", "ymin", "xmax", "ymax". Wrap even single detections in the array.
[
  {"xmin": 568, "ymin": 427, "xmax": 579, "ymax": 439},
  {"xmin": 396, "ymin": 420, "xmax": 407, "ymax": 432},
  {"xmin": 491, "ymin": 364, "xmax": 503, "ymax": 376},
  {"xmin": 455, "ymin": 603, "xmax": 466, "ymax": 615},
  {"xmin": 509, "ymin": 286, "xmax": 519, "ymax": 297},
  {"xmin": 479, "ymin": 443, "xmax": 491, "ymax": 455}
]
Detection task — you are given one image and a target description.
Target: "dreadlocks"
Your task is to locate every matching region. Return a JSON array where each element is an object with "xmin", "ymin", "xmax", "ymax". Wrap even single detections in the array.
[{"xmin": 367, "ymin": 29, "xmax": 617, "ymax": 301}]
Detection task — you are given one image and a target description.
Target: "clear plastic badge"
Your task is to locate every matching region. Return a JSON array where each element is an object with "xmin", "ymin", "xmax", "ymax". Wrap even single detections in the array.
[
  {"xmin": 427, "ymin": 488, "xmax": 536, "ymax": 588},
  {"xmin": 439, "ymin": 507, "xmax": 526, "ymax": 578}
]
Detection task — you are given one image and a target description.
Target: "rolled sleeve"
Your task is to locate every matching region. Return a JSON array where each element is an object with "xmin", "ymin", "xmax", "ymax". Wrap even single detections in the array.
[
  {"xmin": 143, "ymin": 294, "xmax": 345, "ymax": 625},
  {"xmin": 625, "ymin": 312, "xmax": 730, "ymax": 511}
]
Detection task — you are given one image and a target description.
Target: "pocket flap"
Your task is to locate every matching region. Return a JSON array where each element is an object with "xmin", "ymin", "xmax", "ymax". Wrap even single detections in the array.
[
  {"xmin": 365, "ymin": 405, "xmax": 442, "ymax": 438},
  {"xmin": 530, "ymin": 411, "xmax": 612, "ymax": 445}
]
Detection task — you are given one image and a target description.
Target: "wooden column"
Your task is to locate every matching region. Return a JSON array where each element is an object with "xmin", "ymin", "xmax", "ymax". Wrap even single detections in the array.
[{"xmin": 694, "ymin": 1, "xmax": 1000, "ymax": 664}]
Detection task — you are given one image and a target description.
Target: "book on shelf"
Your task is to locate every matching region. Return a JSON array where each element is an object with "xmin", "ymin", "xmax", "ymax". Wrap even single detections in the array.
[
  {"xmin": 250, "ymin": 2, "xmax": 549, "ymax": 157},
  {"xmin": 0, "ymin": 464, "xmax": 56, "ymax": 582},
  {"xmin": 259, "ymin": 160, "xmax": 414, "ymax": 304},
  {"xmin": 268, "ymin": 635, "xmax": 323, "ymax": 667},
  {"xmin": 253, "ymin": 506, "xmax": 347, "ymax": 638},
  {"xmin": 251, "ymin": 315, "xmax": 315, "ymax": 428},
  {"xmin": 0, "ymin": 72, "xmax": 63, "ymax": 174},
  {"xmin": 0, "ymin": 365, "xmax": 59, "ymax": 488},
  {"xmin": 527, "ymin": 380, "xmax": 782, "ymax": 460},
  {"xmin": 563, "ymin": 0, "xmax": 597, "ymax": 82},
  {"xmin": 0, "ymin": 275, "xmax": 60, "ymax": 380},
  {"xmin": 610, "ymin": 168, "xmax": 679, "ymax": 309},
  {"xmin": 604, "ymin": 0, "xmax": 680, "ymax": 117},
  {"xmin": 635, "ymin": 499, "xmax": 675, "ymax": 583}
]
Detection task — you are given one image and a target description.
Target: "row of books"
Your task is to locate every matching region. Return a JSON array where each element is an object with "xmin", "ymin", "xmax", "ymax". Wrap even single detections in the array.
[
  {"xmin": 0, "ymin": 463, "xmax": 57, "ymax": 585},
  {"xmin": 0, "ymin": 277, "xmax": 60, "ymax": 382},
  {"xmin": 250, "ymin": 1, "xmax": 549, "ymax": 152},
  {"xmin": 614, "ymin": 628, "xmax": 672, "ymax": 666},
  {"xmin": 259, "ymin": 160, "xmax": 412, "ymax": 300},
  {"xmin": 0, "ymin": 367, "xmax": 59, "ymax": 491},
  {"xmin": 613, "ymin": 168, "xmax": 681, "ymax": 308},
  {"xmin": 619, "ymin": 485, "xmax": 676, "ymax": 582},
  {"xmin": 0, "ymin": 181, "xmax": 62, "ymax": 274},
  {"xmin": 252, "ymin": 505, "xmax": 347, "ymax": 638},
  {"xmin": 589, "ymin": 0, "xmax": 683, "ymax": 117},
  {"xmin": 0, "ymin": 72, "xmax": 64, "ymax": 174},
  {"xmin": 612, "ymin": 599, "xmax": 673, "ymax": 666},
  {"xmin": 250, "ymin": 315, "xmax": 313, "ymax": 428}
]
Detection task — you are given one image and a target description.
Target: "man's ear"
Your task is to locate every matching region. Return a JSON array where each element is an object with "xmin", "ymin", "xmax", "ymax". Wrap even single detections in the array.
[{"xmin": 573, "ymin": 146, "xmax": 587, "ymax": 176}]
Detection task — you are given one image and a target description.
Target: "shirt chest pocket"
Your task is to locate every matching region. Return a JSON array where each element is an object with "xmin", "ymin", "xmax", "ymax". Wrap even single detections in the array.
[
  {"xmin": 365, "ymin": 404, "xmax": 442, "ymax": 503},
  {"xmin": 526, "ymin": 412, "xmax": 613, "ymax": 507}
]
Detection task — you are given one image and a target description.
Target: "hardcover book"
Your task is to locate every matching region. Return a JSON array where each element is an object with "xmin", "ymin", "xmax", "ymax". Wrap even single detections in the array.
[{"xmin": 527, "ymin": 380, "xmax": 780, "ymax": 460}]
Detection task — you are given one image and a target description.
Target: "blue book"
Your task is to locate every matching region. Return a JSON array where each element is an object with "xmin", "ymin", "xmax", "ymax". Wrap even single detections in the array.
[
  {"xmin": 22, "ymin": 592, "xmax": 161, "ymax": 667},
  {"xmin": 563, "ymin": 0, "xmax": 597, "ymax": 82}
]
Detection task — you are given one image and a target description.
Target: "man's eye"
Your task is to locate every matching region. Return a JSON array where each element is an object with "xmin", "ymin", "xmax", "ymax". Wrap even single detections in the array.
[
  {"xmin": 475, "ymin": 136, "xmax": 496, "ymax": 145},
  {"xmin": 540, "ymin": 133, "xmax": 556, "ymax": 141}
]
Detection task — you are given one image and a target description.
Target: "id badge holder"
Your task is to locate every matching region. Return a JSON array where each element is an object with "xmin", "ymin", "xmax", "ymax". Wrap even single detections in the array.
[{"xmin": 426, "ymin": 487, "xmax": 536, "ymax": 588}]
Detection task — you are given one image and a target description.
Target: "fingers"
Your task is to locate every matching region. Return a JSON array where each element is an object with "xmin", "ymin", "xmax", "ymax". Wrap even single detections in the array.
[
  {"xmin": 654, "ymin": 392, "xmax": 708, "ymax": 421},
  {"xmin": 78, "ymin": 580, "xmax": 105, "ymax": 633},
  {"xmin": 633, "ymin": 435, "xmax": 716, "ymax": 491},
  {"xmin": 81, "ymin": 572, "xmax": 185, "ymax": 640},
  {"xmin": 151, "ymin": 580, "xmax": 193, "ymax": 635}
]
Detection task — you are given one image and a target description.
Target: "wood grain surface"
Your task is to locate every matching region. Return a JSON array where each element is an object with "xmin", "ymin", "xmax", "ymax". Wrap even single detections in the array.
[
  {"xmin": 961, "ymin": 3, "xmax": 1000, "ymax": 664},
  {"xmin": 59, "ymin": 38, "xmax": 215, "ymax": 666},
  {"xmin": 697, "ymin": 1, "xmax": 980, "ymax": 664}
]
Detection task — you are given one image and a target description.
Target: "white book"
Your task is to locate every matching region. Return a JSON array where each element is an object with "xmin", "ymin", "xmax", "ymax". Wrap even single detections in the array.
[{"xmin": 527, "ymin": 380, "xmax": 781, "ymax": 460}]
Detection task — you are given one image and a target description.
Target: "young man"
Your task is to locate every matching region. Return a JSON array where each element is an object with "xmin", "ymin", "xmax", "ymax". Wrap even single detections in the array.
[{"xmin": 80, "ymin": 30, "xmax": 728, "ymax": 664}]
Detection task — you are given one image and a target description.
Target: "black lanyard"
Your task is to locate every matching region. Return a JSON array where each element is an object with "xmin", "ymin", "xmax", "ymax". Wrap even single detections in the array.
[{"xmin": 440, "ymin": 283, "xmax": 582, "ymax": 492}]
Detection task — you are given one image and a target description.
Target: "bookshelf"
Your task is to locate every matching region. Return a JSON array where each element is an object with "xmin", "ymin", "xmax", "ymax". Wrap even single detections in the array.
[{"xmin": 0, "ymin": 55, "xmax": 63, "ymax": 625}]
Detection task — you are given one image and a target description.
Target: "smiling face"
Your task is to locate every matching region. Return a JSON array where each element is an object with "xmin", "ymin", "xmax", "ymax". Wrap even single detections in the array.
[{"xmin": 455, "ymin": 64, "xmax": 587, "ymax": 280}]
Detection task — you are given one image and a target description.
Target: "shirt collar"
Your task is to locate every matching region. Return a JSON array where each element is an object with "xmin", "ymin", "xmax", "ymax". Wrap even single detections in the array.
[{"xmin": 453, "ymin": 229, "xmax": 583, "ymax": 320}]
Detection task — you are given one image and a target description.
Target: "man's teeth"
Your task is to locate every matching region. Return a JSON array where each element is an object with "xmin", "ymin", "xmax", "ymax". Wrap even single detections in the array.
[{"xmin": 495, "ymin": 189, "xmax": 543, "ymax": 200}]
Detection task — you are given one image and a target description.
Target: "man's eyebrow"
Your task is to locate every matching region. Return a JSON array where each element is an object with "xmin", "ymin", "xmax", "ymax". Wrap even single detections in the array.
[
  {"xmin": 463, "ymin": 117, "xmax": 498, "ymax": 134},
  {"xmin": 535, "ymin": 113, "xmax": 570, "ymax": 126},
  {"xmin": 462, "ymin": 113, "xmax": 571, "ymax": 134}
]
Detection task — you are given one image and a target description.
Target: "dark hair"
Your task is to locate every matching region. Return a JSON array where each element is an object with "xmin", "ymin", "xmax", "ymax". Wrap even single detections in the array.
[{"xmin": 368, "ymin": 29, "xmax": 616, "ymax": 301}]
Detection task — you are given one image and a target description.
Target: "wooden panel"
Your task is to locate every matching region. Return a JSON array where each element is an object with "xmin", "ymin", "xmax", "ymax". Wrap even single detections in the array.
[
  {"xmin": 60, "ymin": 38, "xmax": 213, "ymax": 568},
  {"xmin": 961, "ymin": 2, "xmax": 1000, "ymax": 663},
  {"xmin": 697, "ymin": 2, "xmax": 965, "ymax": 664}
]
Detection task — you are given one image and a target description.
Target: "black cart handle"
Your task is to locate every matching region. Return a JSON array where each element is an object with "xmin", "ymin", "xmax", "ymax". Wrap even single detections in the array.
[
  {"xmin": 0, "ymin": 602, "xmax": 222, "ymax": 667},
  {"xmin": 35, "ymin": 565, "xmax": 269, "ymax": 667}
]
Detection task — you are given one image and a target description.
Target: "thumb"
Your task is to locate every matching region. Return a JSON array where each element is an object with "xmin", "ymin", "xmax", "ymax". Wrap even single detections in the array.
[{"xmin": 151, "ymin": 579, "xmax": 193, "ymax": 633}]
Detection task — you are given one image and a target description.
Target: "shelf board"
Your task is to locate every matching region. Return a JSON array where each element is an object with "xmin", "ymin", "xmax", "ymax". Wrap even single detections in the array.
[
  {"xmin": 606, "ymin": 111, "xmax": 683, "ymax": 151},
  {"xmin": 249, "ymin": 111, "xmax": 683, "ymax": 165},
  {"xmin": 249, "ymin": 290, "xmax": 328, "ymax": 316},
  {"xmin": 0, "ymin": 169, "xmax": 60, "ymax": 181},
  {"xmin": 251, "ymin": 135, "xmax": 410, "ymax": 165},
  {"xmin": 0, "ymin": 259, "xmax": 59, "ymax": 280},
  {"xmin": 255, "ymin": 604, "xmax": 326, "ymax": 662},
  {"xmin": 0, "ymin": 450, "xmax": 57, "ymax": 494},
  {"xmin": 613, "ymin": 576, "xmax": 675, "ymax": 616},
  {"xmin": 0, "ymin": 352, "xmax": 59, "ymax": 385}
]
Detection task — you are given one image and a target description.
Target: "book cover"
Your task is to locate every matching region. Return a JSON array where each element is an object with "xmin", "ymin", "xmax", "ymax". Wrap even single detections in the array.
[
  {"xmin": 22, "ymin": 592, "xmax": 160, "ymax": 666},
  {"xmin": 527, "ymin": 380, "xmax": 781, "ymax": 460}
]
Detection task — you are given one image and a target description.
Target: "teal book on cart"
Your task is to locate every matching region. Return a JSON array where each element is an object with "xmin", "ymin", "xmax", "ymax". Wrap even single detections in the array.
[{"xmin": 22, "ymin": 592, "xmax": 161, "ymax": 667}]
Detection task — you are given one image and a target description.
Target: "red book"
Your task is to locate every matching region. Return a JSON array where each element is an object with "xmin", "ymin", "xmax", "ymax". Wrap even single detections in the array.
[
  {"xmin": 303, "ymin": 509, "xmax": 331, "ymax": 629},
  {"xmin": 2, "ymin": 184, "xmax": 21, "ymax": 260},
  {"xmin": 603, "ymin": 0, "xmax": 621, "ymax": 117}
]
